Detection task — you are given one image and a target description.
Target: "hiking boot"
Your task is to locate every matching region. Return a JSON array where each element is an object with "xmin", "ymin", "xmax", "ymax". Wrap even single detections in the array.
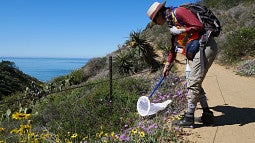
[
  {"xmin": 178, "ymin": 112, "xmax": 194, "ymax": 127},
  {"xmin": 201, "ymin": 110, "xmax": 215, "ymax": 126}
]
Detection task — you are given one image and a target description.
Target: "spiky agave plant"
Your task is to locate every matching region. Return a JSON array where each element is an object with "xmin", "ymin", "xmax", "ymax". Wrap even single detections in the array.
[
  {"xmin": 128, "ymin": 31, "xmax": 161, "ymax": 72},
  {"xmin": 114, "ymin": 46, "xmax": 136, "ymax": 75}
]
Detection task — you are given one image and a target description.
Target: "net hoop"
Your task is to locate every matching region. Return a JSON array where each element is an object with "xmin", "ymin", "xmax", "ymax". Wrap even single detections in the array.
[{"xmin": 137, "ymin": 96, "xmax": 150, "ymax": 116}]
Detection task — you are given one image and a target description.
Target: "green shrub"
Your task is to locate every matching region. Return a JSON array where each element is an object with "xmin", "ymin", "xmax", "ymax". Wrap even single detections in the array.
[
  {"xmin": 83, "ymin": 57, "xmax": 107, "ymax": 78},
  {"xmin": 69, "ymin": 68, "xmax": 87, "ymax": 85},
  {"xmin": 202, "ymin": 0, "xmax": 254, "ymax": 9},
  {"xmin": 221, "ymin": 27, "xmax": 255, "ymax": 64},
  {"xmin": 1, "ymin": 72, "xmax": 189, "ymax": 142},
  {"xmin": 31, "ymin": 77, "xmax": 149, "ymax": 140}
]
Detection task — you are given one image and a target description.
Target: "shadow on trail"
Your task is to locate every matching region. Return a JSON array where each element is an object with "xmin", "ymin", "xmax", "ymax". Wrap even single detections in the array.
[{"xmin": 211, "ymin": 105, "xmax": 255, "ymax": 126}]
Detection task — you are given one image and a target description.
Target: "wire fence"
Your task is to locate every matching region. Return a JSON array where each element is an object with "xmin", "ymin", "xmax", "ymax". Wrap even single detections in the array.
[{"xmin": 0, "ymin": 56, "xmax": 152, "ymax": 105}]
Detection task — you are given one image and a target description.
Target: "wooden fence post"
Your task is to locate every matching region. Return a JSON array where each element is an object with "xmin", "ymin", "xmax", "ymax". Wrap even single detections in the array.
[{"xmin": 109, "ymin": 56, "xmax": 113, "ymax": 102}]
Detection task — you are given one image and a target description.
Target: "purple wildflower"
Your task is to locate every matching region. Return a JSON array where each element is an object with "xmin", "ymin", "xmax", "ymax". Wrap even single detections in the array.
[
  {"xmin": 177, "ymin": 90, "xmax": 182, "ymax": 96},
  {"xmin": 174, "ymin": 127, "xmax": 180, "ymax": 131},
  {"xmin": 119, "ymin": 133, "xmax": 130, "ymax": 141},
  {"xmin": 173, "ymin": 94, "xmax": 178, "ymax": 98}
]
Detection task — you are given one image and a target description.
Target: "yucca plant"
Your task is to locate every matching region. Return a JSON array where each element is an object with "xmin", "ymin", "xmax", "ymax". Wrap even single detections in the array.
[
  {"xmin": 128, "ymin": 31, "xmax": 161, "ymax": 72},
  {"xmin": 113, "ymin": 46, "xmax": 135, "ymax": 75}
]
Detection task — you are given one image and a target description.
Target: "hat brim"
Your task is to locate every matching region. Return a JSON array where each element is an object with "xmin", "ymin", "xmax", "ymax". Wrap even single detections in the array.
[{"xmin": 150, "ymin": 1, "xmax": 166, "ymax": 21}]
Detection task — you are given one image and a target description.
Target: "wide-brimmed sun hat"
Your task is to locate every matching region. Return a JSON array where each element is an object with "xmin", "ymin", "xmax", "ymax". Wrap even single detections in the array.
[{"xmin": 147, "ymin": 1, "xmax": 166, "ymax": 21}]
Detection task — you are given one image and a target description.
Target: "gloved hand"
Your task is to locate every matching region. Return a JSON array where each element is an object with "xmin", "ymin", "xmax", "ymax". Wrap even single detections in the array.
[{"xmin": 169, "ymin": 26, "xmax": 185, "ymax": 35}]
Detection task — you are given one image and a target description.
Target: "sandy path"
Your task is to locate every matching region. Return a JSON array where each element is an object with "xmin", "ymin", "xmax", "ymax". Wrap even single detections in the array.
[{"xmin": 180, "ymin": 63, "xmax": 255, "ymax": 143}]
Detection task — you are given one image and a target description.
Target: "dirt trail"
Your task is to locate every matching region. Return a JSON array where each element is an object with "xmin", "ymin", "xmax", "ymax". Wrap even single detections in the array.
[{"xmin": 178, "ymin": 62, "xmax": 255, "ymax": 143}]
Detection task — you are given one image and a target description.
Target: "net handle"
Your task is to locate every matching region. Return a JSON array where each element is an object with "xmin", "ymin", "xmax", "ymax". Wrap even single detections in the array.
[
  {"xmin": 148, "ymin": 63, "xmax": 173, "ymax": 98},
  {"xmin": 148, "ymin": 76, "xmax": 165, "ymax": 98}
]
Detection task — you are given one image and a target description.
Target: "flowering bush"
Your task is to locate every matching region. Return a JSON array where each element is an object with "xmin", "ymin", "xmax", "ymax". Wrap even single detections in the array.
[
  {"xmin": 221, "ymin": 27, "xmax": 255, "ymax": 64},
  {"xmin": 0, "ymin": 72, "xmax": 190, "ymax": 142}
]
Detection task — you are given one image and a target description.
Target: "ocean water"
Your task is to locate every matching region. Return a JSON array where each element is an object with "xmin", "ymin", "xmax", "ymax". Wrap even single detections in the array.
[{"xmin": 0, "ymin": 57, "xmax": 89, "ymax": 82}]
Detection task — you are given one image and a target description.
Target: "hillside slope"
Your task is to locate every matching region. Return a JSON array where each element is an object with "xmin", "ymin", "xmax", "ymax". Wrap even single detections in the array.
[
  {"xmin": 0, "ymin": 1, "xmax": 254, "ymax": 142},
  {"xmin": 141, "ymin": 0, "xmax": 255, "ymax": 63},
  {"xmin": 0, "ymin": 61, "xmax": 42, "ymax": 98},
  {"xmin": 1, "ymin": 1, "xmax": 254, "ymax": 100}
]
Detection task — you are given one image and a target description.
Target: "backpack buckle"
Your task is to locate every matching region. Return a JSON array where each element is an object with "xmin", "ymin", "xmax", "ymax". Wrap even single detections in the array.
[{"xmin": 200, "ymin": 30, "xmax": 212, "ymax": 45}]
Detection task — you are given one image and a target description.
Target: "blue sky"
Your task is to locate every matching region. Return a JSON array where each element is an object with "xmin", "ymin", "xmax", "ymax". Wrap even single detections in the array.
[{"xmin": 0, "ymin": 0, "xmax": 198, "ymax": 58}]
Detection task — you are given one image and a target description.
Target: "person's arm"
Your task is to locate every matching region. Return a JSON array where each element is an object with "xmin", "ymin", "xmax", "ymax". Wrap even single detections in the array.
[
  {"xmin": 167, "ymin": 46, "xmax": 177, "ymax": 64},
  {"xmin": 175, "ymin": 7, "xmax": 204, "ymax": 33},
  {"xmin": 163, "ymin": 36, "xmax": 177, "ymax": 76}
]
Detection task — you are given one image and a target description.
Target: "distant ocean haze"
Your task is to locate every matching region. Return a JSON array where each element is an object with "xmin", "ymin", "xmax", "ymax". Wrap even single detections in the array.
[{"xmin": 0, "ymin": 57, "xmax": 89, "ymax": 82}]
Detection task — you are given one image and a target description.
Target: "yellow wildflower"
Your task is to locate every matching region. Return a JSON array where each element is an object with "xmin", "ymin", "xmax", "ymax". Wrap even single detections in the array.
[
  {"xmin": 104, "ymin": 133, "xmax": 108, "ymax": 137},
  {"xmin": 82, "ymin": 135, "xmax": 88, "ymax": 140},
  {"xmin": 41, "ymin": 132, "xmax": 50, "ymax": 139},
  {"xmin": 0, "ymin": 127, "xmax": 5, "ymax": 132},
  {"xmin": 111, "ymin": 132, "xmax": 115, "ymax": 137},
  {"xmin": 131, "ymin": 128, "xmax": 138, "ymax": 134},
  {"xmin": 172, "ymin": 115, "xmax": 183, "ymax": 120},
  {"xmin": 130, "ymin": 41, "xmax": 137, "ymax": 47},
  {"xmin": 10, "ymin": 129, "xmax": 20, "ymax": 134},
  {"xmin": 55, "ymin": 135, "xmax": 60, "ymax": 143},
  {"xmin": 140, "ymin": 131, "xmax": 145, "ymax": 138},
  {"xmin": 12, "ymin": 112, "xmax": 31, "ymax": 120},
  {"xmin": 33, "ymin": 138, "xmax": 40, "ymax": 143},
  {"xmin": 96, "ymin": 131, "xmax": 104, "ymax": 138},
  {"xmin": 28, "ymin": 132, "xmax": 35, "ymax": 139},
  {"xmin": 177, "ymin": 115, "xmax": 182, "ymax": 120},
  {"xmin": 71, "ymin": 133, "xmax": 78, "ymax": 138},
  {"xmin": 99, "ymin": 131, "xmax": 104, "ymax": 138},
  {"xmin": 19, "ymin": 124, "xmax": 32, "ymax": 134}
]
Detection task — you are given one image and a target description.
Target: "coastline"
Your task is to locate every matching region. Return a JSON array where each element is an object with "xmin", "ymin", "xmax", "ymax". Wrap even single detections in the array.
[{"xmin": 0, "ymin": 57, "xmax": 89, "ymax": 82}]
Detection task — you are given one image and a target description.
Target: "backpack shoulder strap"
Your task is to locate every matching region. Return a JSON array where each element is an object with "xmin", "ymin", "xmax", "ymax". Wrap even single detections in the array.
[
  {"xmin": 165, "ymin": 7, "xmax": 185, "ymax": 27},
  {"xmin": 171, "ymin": 8, "xmax": 185, "ymax": 26}
]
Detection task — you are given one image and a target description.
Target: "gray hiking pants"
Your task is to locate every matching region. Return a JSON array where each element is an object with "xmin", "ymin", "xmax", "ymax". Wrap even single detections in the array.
[{"xmin": 187, "ymin": 37, "xmax": 218, "ymax": 109}]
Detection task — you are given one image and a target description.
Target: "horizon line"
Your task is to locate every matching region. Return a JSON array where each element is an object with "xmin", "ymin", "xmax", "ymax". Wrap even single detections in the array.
[{"xmin": 0, "ymin": 56, "xmax": 99, "ymax": 59}]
